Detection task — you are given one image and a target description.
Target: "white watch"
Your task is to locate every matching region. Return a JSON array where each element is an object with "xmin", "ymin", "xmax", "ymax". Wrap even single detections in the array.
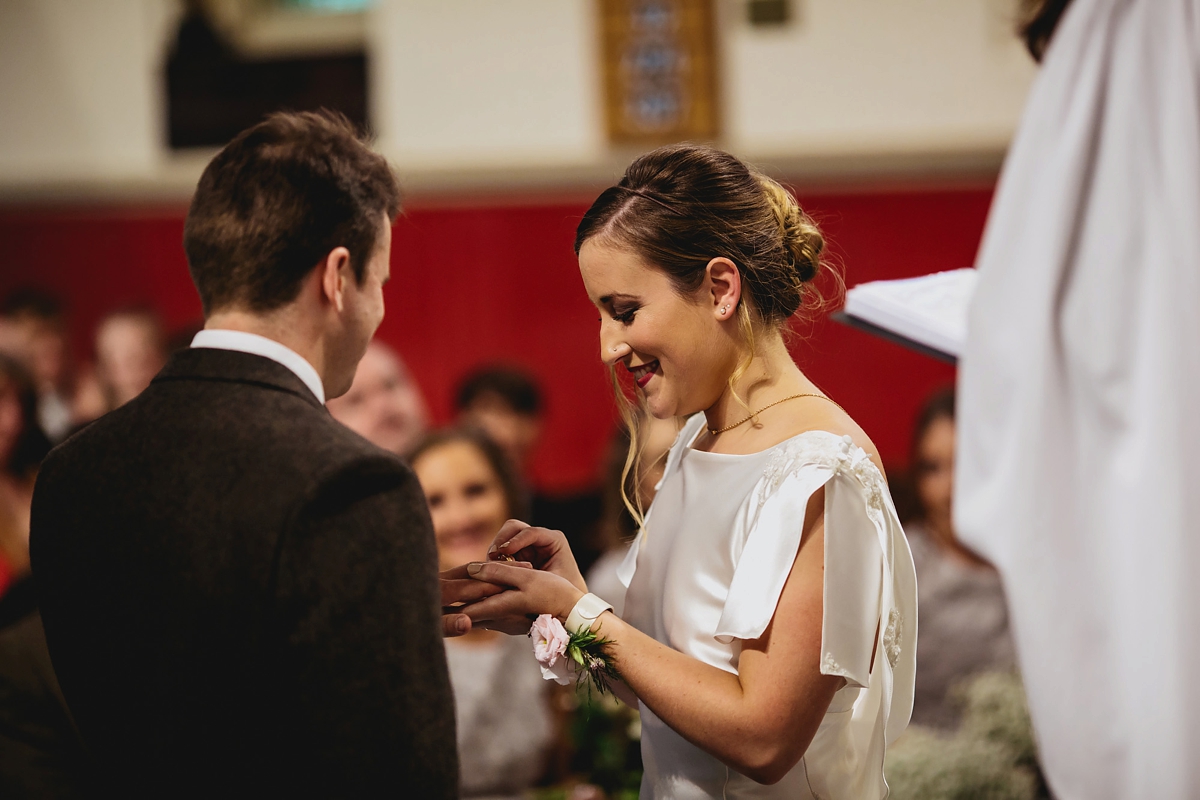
[{"xmin": 564, "ymin": 593, "xmax": 614, "ymax": 634}]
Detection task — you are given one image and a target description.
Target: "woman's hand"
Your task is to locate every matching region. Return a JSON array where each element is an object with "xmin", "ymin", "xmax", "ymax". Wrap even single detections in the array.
[
  {"xmin": 488, "ymin": 519, "xmax": 587, "ymax": 593},
  {"xmin": 461, "ymin": 560, "xmax": 585, "ymax": 635}
]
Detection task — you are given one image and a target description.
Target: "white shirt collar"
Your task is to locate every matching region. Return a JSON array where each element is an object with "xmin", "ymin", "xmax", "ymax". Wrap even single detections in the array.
[{"xmin": 190, "ymin": 329, "xmax": 325, "ymax": 404}]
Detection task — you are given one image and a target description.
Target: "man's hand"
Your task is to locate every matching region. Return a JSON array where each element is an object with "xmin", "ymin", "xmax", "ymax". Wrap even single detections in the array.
[
  {"xmin": 442, "ymin": 612, "xmax": 471, "ymax": 638},
  {"xmin": 439, "ymin": 561, "xmax": 531, "ymax": 637},
  {"xmin": 487, "ymin": 520, "xmax": 587, "ymax": 593}
]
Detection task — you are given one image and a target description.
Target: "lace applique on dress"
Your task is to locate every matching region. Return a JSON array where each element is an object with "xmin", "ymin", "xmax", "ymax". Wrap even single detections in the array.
[
  {"xmin": 756, "ymin": 431, "xmax": 897, "ymax": 677},
  {"xmin": 822, "ymin": 653, "xmax": 848, "ymax": 678},
  {"xmin": 759, "ymin": 433, "xmax": 886, "ymax": 509},
  {"xmin": 883, "ymin": 608, "xmax": 903, "ymax": 669}
]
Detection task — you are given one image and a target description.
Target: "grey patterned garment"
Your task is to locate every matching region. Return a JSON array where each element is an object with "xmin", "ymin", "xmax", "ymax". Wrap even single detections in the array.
[
  {"xmin": 906, "ymin": 523, "xmax": 1017, "ymax": 730},
  {"xmin": 444, "ymin": 633, "xmax": 554, "ymax": 799}
]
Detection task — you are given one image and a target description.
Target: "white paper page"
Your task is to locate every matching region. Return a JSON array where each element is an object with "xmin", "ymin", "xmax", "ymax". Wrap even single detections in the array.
[{"xmin": 842, "ymin": 268, "xmax": 977, "ymax": 357}]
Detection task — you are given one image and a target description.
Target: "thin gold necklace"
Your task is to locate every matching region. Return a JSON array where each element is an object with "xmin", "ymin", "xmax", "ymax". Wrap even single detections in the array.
[{"xmin": 708, "ymin": 393, "xmax": 844, "ymax": 436}]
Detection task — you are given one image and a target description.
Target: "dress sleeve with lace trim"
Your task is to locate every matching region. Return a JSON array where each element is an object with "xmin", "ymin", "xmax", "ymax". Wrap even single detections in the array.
[{"xmin": 718, "ymin": 431, "xmax": 917, "ymax": 742}]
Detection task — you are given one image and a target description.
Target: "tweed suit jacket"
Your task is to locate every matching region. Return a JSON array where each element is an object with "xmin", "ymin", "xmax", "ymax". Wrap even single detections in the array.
[{"xmin": 30, "ymin": 347, "xmax": 458, "ymax": 798}]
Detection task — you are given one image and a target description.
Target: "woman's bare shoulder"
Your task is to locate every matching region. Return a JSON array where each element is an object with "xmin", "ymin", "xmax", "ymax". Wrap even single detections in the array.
[{"xmin": 778, "ymin": 401, "xmax": 884, "ymax": 474}]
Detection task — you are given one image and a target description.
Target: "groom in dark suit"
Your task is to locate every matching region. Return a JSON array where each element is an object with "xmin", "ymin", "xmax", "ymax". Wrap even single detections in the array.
[{"xmin": 30, "ymin": 111, "xmax": 459, "ymax": 797}]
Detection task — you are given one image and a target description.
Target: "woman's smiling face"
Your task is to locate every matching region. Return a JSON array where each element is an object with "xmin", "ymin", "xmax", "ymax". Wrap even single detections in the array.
[
  {"xmin": 578, "ymin": 240, "xmax": 739, "ymax": 419},
  {"xmin": 412, "ymin": 440, "xmax": 511, "ymax": 571}
]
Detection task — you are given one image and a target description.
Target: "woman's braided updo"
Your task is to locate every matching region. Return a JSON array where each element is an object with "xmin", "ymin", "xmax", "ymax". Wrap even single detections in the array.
[
  {"xmin": 574, "ymin": 143, "xmax": 826, "ymax": 328},
  {"xmin": 757, "ymin": 174, "xmax": 824, "ymax": 285}
]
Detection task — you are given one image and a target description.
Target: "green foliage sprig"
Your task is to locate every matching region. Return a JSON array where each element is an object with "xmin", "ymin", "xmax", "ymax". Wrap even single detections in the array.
[{"xmin": 566, "ymin": 627, "xmax": 620, "ymax": 696}]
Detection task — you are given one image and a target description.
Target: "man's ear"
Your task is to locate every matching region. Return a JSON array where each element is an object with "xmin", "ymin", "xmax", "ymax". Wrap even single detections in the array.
[
  {"xmin": 319, "ymin": 247, "xmax": 353, "ymax": 312},
  {"xmin": 706, "ymin": 257, "xmax": 742, "ymax": 321}
]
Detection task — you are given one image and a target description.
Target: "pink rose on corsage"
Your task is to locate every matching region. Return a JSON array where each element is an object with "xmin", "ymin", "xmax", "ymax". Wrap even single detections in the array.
[{"xmin": 530, "ymin": 614, "xmax": 572, "ymax": 685}]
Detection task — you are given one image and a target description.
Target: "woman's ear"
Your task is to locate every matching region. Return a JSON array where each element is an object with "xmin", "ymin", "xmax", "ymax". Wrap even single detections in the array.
[
  {"xmin": 706, "ymin": 257, "xmax": 741, "ymax": 321},
  {"xmin": 319, "ymin": 246, "xmax": 353, "ymax": 312}
]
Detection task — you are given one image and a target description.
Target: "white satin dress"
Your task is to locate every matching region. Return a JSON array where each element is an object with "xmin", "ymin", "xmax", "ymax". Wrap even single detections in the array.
[{"xmin": 618, "ymin": 414, "xmax": 917, "ymax": 799}]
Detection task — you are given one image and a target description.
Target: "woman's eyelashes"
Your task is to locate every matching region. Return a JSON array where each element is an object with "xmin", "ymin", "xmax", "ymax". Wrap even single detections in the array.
[
  {"xmin": 596, "ymin": 300, "xmax": 640, "ymax": 324},
  {"xmin": 612, "ymin": 305, "xmax": 639, "ymax": 324}
]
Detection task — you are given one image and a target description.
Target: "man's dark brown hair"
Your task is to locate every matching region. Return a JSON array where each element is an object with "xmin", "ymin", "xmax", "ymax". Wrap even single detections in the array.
[
  {"xmin": 184, "ymin": 110, "xmax": 401, "ymax": 314},
  {"xmin": 1, "ymin": 288, "xmax": 65, "ymax": 325},
  {"xmin": 455, "ymin": 366, "xmax": 544, "ymax": 417}
]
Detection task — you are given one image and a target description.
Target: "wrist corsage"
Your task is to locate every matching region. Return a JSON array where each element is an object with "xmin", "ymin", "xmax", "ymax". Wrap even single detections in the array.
[{"xmin": 529, "ymin": 593, "xmax": 618, "ymax": 695}]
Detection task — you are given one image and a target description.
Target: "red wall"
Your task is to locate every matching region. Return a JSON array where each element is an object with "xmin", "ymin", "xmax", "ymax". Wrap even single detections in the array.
[{"xmin": 0, "ymin": 186, "xmax": 987, "ymax": 492}]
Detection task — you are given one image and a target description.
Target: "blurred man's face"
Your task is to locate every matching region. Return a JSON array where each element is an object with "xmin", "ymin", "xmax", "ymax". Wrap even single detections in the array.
[
  {"xmin": 95, "ymin": 316, "xmax": 166, "ymax": 409},
  {"xmin": 327, "ymin": 341, "xmax": 428, "ymax": 455},
  {"xmin": 2, "ymin": 314, "xmax": 67, "ymax": 392},
  {"xmin": 459, "ymin": 393, "xmax": 541, "ymax": 474}
]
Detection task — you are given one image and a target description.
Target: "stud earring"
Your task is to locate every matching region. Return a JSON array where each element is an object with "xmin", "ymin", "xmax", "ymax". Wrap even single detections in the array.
[{"xmin": 720, "ymin": 305, "xmax": 728, "ymax": 315}]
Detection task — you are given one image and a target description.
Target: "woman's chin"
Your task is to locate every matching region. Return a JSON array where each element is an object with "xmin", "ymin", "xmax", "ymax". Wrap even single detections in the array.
[
  {"xmin": 643, "ymin": 393, "xmax": 676, "ymax": 420},
  {"xmin": 437, "ymin": 537, "xmax": 493, "ymax": 569}
]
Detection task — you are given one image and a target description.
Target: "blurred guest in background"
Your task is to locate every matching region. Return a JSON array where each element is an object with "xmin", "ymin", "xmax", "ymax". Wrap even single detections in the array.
[
  {"xmin": 455, "ymin": 366, "xmax": 543, "ymax": 474},
  {"xmin": 0, "ymin": 354, "xmax": 85, "ymax": 798},
  {"xmin": 92, "ymin": 307, "xmax": 168, "ymax": 413},
  {"xmin": 66, "ymin": 366, "xmax": 107, "ymax": 428},
  {"xmin": 903, "ymin": 387, "xmax": 1016, "ymax": 729},
  {"xmin": 0, "ymin": 290, "xmax": 75, "ymax": 442},
  {"xmin": 408, "ymin": 428, "xmax": 553, "ymax": 799},
  {"xmin": 0, "ymin": 355, "xmax": 51, "ymax": 610},
  {"xmin": 327, "ymin": 339, "xmax": 429, "ymax": 456},
  {"xmin": 586, "ymin": 412, "xmax": 680, "ymax": 617},
  {"xmin": 883, "ymin": 390, "xmax": 1043, "ymax": 798},
  {"xmin": 456, "ymin": 365, "xmax": 605, "ymax": 575}
]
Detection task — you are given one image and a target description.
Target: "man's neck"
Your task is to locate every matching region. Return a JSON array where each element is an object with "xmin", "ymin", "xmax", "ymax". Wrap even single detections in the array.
[{"xmin": 204, "ymin": 308, "xmax": 327, "ymax": 381}]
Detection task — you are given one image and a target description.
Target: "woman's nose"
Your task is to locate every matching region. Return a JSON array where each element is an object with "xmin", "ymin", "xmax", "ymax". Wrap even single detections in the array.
[
  {"xmin": 600, "ymin": 323, "xmax": 631, "ymax": 366},
  {"xmin": 438, "ymin": 497, "xmax": 474, "ymax": 535}
]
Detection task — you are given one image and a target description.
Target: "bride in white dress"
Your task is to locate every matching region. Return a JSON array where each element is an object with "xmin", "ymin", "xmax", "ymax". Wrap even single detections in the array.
[{"xmin": 450, "ymin": 143, "xmax": 917, "ymax": 799}]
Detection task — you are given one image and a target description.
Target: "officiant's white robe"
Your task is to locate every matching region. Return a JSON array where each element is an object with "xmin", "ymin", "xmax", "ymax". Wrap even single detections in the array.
[{"xmin": 955, "ymin": 0, "xmax": 1200, "ymax": 797}]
